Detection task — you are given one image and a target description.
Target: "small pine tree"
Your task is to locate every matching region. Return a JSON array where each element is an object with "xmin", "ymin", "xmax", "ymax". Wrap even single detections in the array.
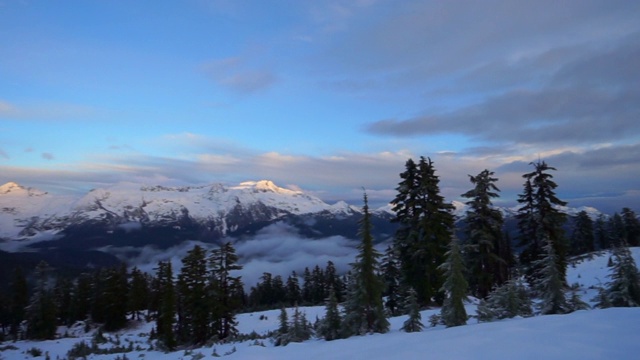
[
  {"xmin": 534, "ymin": 240, "xmax": 570, "ymax": 315},
  {"xmin": 401, "ymin": 288, "xmax": 423, "ymax": 332},
  {"xmin": 275, "ymin": 308, "xmax": 289, "ymax": 346},
  {"xmin": 318, "ymin": 287, "xmax": 342, "ymax": 341},
  {"xmin": 439, "ymin": 237, "xmax": 469, "ymax": 327},
  {"xmin": 476, "ymin": 277, "xmax": 532, "ymax": 322},
  {"xmin": 605, "ymin": 242, "xmax": 640, "ymax": 307}
]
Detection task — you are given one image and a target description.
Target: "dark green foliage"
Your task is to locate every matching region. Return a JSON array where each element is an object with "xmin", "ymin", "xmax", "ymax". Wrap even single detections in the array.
[
  {"xmin": 401, "ymin": 287, "xmax": 423, "ymax": 332},
  {"xmin": 570, "ymin": 211, "xmax": 595, "ymax": 255},
  {"xmin": 26, "ymin": 261, "xmax": 57, "ymax": 340},
  {"xmin": 285, "ymin": 272, "xmax": 302, "ymax": 306},
  {"xmin": 461, "ymin": 169, "xmax": 508, "ymax": 298},
  {"xmin": 9, "ymin": 266, "xmax": 28, "ymax": 339},
  {"xmin": 53, "ymin": 277, "xmax": 74, "ymax": 326},
  {"xmin": 72, "ymin": 273, "xmax": 92, "ymax": 323},
  {"xmin": 343, "ymin": 192, "xmax": 389, "ymax": 336},
  {"xmin": 392, "ymin": 157, "xmax": 454, "ymax": 305},
  {"xmin": 128, "ymin": 267, "xmax": 150, "ymax": 321},
  {"xmin": 476, "ymin": 277, "xmax": 532, "ymax": 322},
  {"xmin": 517, "ymin": 160, "xmax": 568, "ymax": 283},
  {"xmin": 439, "ymin": 237, "xmax": 468, "ymax": 327}
]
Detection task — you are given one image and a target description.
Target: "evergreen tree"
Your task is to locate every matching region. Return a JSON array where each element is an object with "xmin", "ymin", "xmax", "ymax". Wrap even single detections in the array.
[
  {"xmin": 461, "ymin": 169, "xmax": 507, "ymax": 298},
  {"xmin": 476, "ymin": 277, "xmax": 532, "ymax": 322},
  {"xmin": 317, "ymin": 286, "xmax": 342, "ymax": 341},
  {"xmin": 102, "ymin": 265, "xmax": 129, "ymax": 331},
  {"xmin": 570, "ymin": 211, "xmax": 595, "ymax": 255},
  {"xmin": 392, "ymin": 157, "xmax": 454, "ymax": 305},
  {"xmin": 605, "ymin": 241, "xmax": 640, "ymax": 307},
  {"xmin": 517, "ymin": 160, "xmax": 568, "ymax": 282},
  {"xmin": 285, "ymin": 272, "xmax": 302, "ymax": 306},
  {"xmin": 53, "ymin": 277, "xmax": 74, "ymax": 326},
  {"xmin": 128, "ymin": 267, "xmax": 150, "ymax": 321},
  {"xmin": 343, "ymin": 192, "xmax": 389, "ymax": 335},
  {"xmin": 208, "ymin": 242, "xmax": 243, "ymax": 340},
  {"xmin": 534, "ymin": 240, "xmax": 569, "ymax": 315},
  {"xmin": 621, "ymin": 208, "xmax": 640, "ymax": 246},
  {"xmin": 275, "ymin": 307, "xmax": 289, "ymax": 346},
  {"xmin": 72, "ymin": 273, "xmax": 92, "ymax": 323},
  {"xmin": 608, "ymin": 213, "xmax": 625, "ymax": 246},
  {"xmin": 381, "ymin": 245, "xmax": 401, "ymax": 316},
  {"xmin": 401, "ymin": 287, "xmax": 423, "ymax": 332},
  {"xmin": 439, "ymin": 237, "xmax": 469, "ymax": 327},
  {"xmin": 9, "ymin": 266, "xmax": 28, "ymax": 339},
  {"xmin": 595, "ymin": 214, "xmax": 611, "ymax": 250},
  {"xmin": 289, "ymin": 307, "xmax": 313, "ymax": 343},
  {"xmin": 155, "ymin": 261, "xmax": 176, "ymax": 350},
  {"xmin": 25, "ymin": 261, "xmax": 57, "ymax": 340},
  {"xmin": 177, "ymin": 245, "xmax": 210, "ymax": 344}
]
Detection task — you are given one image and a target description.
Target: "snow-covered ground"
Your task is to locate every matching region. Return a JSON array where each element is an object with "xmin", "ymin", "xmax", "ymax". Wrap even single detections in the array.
[{"xmin": 2, "ymin": 249, "xmax": 639, "ymax": 360}]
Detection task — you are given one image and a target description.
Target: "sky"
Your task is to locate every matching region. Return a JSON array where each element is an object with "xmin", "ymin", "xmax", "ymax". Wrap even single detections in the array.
[{"xmin": 1, "ymin": 0, "xmax": 639, "ymax": 214}]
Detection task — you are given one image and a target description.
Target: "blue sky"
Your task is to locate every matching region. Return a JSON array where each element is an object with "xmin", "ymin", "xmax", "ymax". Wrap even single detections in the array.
[{"xmin": 1, "ymin": 0, "xmax": 639, "ymax": 213}]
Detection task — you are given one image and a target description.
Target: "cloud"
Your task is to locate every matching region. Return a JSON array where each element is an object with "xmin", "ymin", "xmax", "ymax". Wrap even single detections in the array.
[
  {"xmin": 0, "ymin": 149, "xmax": 8, "ymax": 159},
  {"xmin": 0, "ymin": 99, "xmax": 96, "ymax": 121},
  {"xmin": 202, "ymin": 56, "xmax": 277, "ymax": 94},
  {"xmin": 41, "ymin": 152, "xmax": 54, "ymax": 160}
]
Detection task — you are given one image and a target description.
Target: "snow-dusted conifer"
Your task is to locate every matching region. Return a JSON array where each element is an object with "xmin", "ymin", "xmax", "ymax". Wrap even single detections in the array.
[
  {"xmin": 606, "ymin": 242, "xmax": 640, "ymax": 307},
  {"xmin": 534, "ymin": 240, "xmax": 569, "ymax": 315},
  {"xmin": 318, "ymin": 286, "xmax": 342, "ymax": 341},
  {"xmin": 401, "ymin": 287, "xmax": 423, "ymax": 332},
  {"xmin": 439, "ymin": 236, "xmax": 469, "ymax": 327},
  {"xmin": 476, "ymin": 277, "xmax": 532, "ymax": 322}
]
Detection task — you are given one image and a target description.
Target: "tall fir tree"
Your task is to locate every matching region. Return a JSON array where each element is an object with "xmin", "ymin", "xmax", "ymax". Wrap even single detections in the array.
[
  {"xmin": 476, "ymin": 277, "xmax": 532, "ymax": 322},
  {"xmin": 392, "ymin": 157, "xmax": 454, "ymax": 305},
  {"xmin": 343, "ymin": 192, "xmax": 389, "ymax": 335},
  {"xmin": 208, "ymin": 241, "xmax": 244, "ymax": 340},
  {"xmin": 155, "ymin": 261, "xmax": 176, "ymax": 350},
  {"xmin": 516, "ymin": 160, "xmax": 568, "ymax": 282},
  {"xmin": 128, "ymin": 266, "xmax": 150, "ymax": 321},
  {"xmin": 461, "ymin": 169, "xmax": 507, "ymax": 298},
  {"xmin": 439, "ymin": 237, "xmax": 469, "ymax": 327},
  {"xmin": 177, "ymin": 245, "xmax": 210, "ymax": 344}
]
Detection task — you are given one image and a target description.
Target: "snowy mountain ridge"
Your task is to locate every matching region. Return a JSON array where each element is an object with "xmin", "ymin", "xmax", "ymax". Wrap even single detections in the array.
[{"xmin": 0, "ymin": 180, "xmax": 374, "ymax": 244}]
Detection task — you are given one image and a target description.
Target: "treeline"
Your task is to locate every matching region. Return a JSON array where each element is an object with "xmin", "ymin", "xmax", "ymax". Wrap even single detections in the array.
[{"xmin": 1, "ymin": 156, "xmax": 639, "ymax": 348}]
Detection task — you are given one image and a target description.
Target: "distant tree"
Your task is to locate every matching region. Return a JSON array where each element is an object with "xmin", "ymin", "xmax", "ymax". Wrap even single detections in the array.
[
  {"xmin": 25, "ymin": 261, "xmax": 57, "ymax": 340},
  {"xmin": 343, "ymin": 192, "xmax": 389, "ymax": 335},
  {"xmin": 476, "ymin": 277, "xmax": 532, "ymax": 322},
  {"xmin": 9, "ymin": 267, "xmax": 28, "ymax": 339},
  {"xmin": 102, "ymin": 265, "xmax": 129, "ymax": 331},
  {"xmin": 534, "ymin": 240, "xmax": 570, "ymax": 315},
  {"xmin": 570, "ymin": 211, "xmax": 595, "ymax": 255},
  {"xmin": 392, "ymin": 157, "xmax": 454, "ymax": 305},
  {"xmin": 605, "ymin": 241, "xmax": 640, "ymax": 307},
  {"xmin": 594, "ymin": 214, "xmax": 611, "ymax": 250},
  {"xmin": 461, "ymin": 169, "xmax": 507, "ymax": 298},
  {"xmin": 608, "ymin": 213, "xmax": 625, "ymax": 246},
  {"xmin": 53, "ymin": 277, "xmax": 74, "ymax": 326},
  {"xmin": 439, "ymin": 237, "xmax": 469, "ymax": 327},
  {"xmin": 401, "ymin": 287, "xmax": 423, "ymax": 332},
  {"xmin": 128, "ymin": 266, "xmax": 150, "ymax": 321},
  {"xmin": 72, "ymin": 273, "xmax": 92, "ymax": 322},
  {"xmin": 285, "ymin": 272, "xmax": 302, "ymax": 306},
  {"xmin": 621, "ymin": 208, "xmax": 640, "ymax": 246},
  {"xmin": 517, "ymin": 160, "xmax": 568, "ymax": 283}
]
